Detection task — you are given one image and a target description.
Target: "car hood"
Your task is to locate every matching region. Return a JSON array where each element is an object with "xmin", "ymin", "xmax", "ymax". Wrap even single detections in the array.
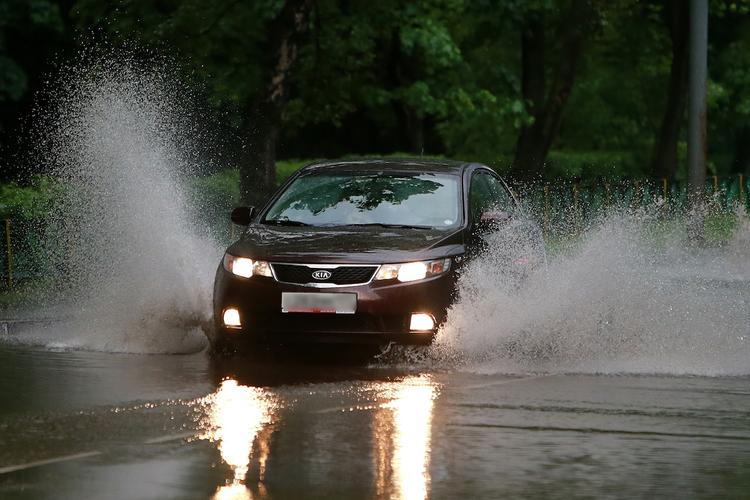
[{"xmin": 227, "ymin": 224, "xmax": 465, "ymax": 264}]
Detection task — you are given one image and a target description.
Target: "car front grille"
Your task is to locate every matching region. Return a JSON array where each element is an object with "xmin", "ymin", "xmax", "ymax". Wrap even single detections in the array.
[{"xmin": 271, "ymin": 263, "xmax": 379, "ymax": 286}]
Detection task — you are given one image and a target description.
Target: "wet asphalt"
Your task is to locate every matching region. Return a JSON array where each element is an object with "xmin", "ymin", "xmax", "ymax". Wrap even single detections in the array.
[{"xmin": 0, "ymin": 341, "xmax": 749, "ymax": 500}]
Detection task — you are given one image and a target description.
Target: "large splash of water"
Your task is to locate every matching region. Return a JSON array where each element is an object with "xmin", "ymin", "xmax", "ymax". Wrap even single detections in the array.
[
  {"xmin": 33, "ymin": 58, "xmax": 221, "ymax": 353},
  {"xmin": 11, "ymin": 55, "xmax": 750, "ymax": 374},
  {"xmin": 430, "ymin": 209, "xmax": 750, "ymax": 376}
]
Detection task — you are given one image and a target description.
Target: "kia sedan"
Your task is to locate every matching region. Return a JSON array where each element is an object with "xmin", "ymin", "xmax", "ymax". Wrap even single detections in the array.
[{"xmin": 210, "ymin": 158, "xmax": 544, "ymax": 353}]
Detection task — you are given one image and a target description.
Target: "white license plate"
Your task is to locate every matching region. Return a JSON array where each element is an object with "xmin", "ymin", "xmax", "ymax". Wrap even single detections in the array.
[{"xmin": 281, "ymin": 292, "xmax": 357, "ymax": 314}]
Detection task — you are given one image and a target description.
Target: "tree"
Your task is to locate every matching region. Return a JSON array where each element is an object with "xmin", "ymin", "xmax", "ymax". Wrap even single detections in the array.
[
  {"xmin": 72, "ymin": 0, "xmax": 472, "ymax": 199},
  {"xmin": 71, "ymin": 0, "xmax": 317, "ymax": 205},
  {"xmin": 284, "ymin": 0, "xmax": 469, "ymax": 157},
  {"xmin": 709, "ymin": 1, "xmax": 750, "ymax": 175},
  {"xmin": 0, "ymin": 0, "xmax": 68, "ymax": 180},
  {"xmin": 649, "ymin": 0, "xmax": 689, "ymax": 180},
  {"xmin": 511, "ymin": 0, "xmax": 601, "ymax": 181},
  {"xmin": 9, "ymin": 0, "xmax": 745, "ymax": 185},
  {"xmin": 240, "ymin": 0, "xmax": 313, "ymax": 207}
]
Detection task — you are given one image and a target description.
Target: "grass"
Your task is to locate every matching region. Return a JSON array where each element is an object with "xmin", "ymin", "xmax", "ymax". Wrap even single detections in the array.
[
  {"xmin": 704, "ymin": 213, "xmax": 737, "ymax": 244},
  {"xmin": 0, "ymin": 287, "xmax": 34, "ymax": 316}
]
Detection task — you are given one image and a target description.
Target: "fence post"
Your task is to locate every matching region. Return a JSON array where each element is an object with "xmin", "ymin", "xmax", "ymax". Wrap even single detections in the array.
[
  {"xmin": 604, "ymin": 182, "xmax": 612, "ymax": 208},
  {"xmin": 543, "ymin": 184, "xmax": 550, "ymax": 236},
  {"xmin": 633, "ymin": 180, "xmax": 641, "ymax": 209},
  {"xmin": 662, "ymin": 178, "xmax": 668, "ymax": 202},
  {"xmin": 4, "ymin": 219, "xmax": 12, "ymax": 291},
  {"xmin": 572, "ymin": 183, "xmax": 581, "ymax": 233},
  {"xmin": 739, "ymin": 174, "xmax": 745, "ymax": 209}
]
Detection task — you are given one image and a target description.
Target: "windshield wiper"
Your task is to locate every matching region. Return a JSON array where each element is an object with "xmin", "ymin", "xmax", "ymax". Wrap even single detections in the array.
[
  {"xmin": 264, "ymin": 219, "xmax": 311, "ymax": 227},
  {"xmin": 344, "ymin": 223, "xmax": 433, "ymax": 230}
]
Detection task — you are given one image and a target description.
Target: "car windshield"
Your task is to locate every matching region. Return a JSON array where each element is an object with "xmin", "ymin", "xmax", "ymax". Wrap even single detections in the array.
[{"xmin": 263, "ymin": 172, "xmax": 461, "ymax": 229}]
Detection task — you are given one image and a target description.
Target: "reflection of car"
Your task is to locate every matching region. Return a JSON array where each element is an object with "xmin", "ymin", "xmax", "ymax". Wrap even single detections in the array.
[{"xmin": 210, "ymin": 158, "xmax": 545, "ymax": 353}]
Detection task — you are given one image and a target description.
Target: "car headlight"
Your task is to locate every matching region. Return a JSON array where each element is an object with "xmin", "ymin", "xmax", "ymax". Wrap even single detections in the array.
[
  {"xmin": 223, "ymin": 254, "xmax": 273, "ymax": 278},
  {"xmin": 374, "ymin": 258, "xmax": 452, "ymax": 283}
]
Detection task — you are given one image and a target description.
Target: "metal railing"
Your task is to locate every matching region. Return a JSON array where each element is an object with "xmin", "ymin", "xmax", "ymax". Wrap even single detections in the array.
[
  {"xmin": 3, "ymin": 220, "xmax": 11, "ymax": 290},
  {"xmin": 525, "ymin": 174, "xmax": 748, "ymax": 237},
  {"xmin": 1, "ymin": 218, "xmax": 48, "ymax": 291}
]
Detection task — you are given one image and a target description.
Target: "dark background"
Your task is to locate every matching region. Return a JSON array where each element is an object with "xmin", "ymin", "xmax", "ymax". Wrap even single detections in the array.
[{"xmin": 1, "ymin": 0, "xmax": 749, "ymax": 198}]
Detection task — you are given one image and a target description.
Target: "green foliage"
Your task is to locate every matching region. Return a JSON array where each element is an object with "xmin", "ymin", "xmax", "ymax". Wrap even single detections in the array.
[
  {"xmin": 186, "ymin": 159, "xmax": 309, "ymax": 218},
  {"xmin": 459, "ymin": 150, "xmax": 644, "ymax": 179},
  {"xmin": 557, "ymin": 2, "xmax": 667, "ymax": 153},
  {"xmin": 0, "ymin": 177, "xmax": 63, "ymax": 219},
  {"xmin": 71, "ymin": 1, "xmax": 280, "ymax": 120},
  {"xmin": 2, "ymin": 0, "xmax": 750, "ymax": 181},
  {"xmin": 711, "ymin": 23, "xmax": 750, "ymax": 119},
  {"xmin": 712, "ymin": 0, "xmax": 750, "ymax": 16},
  {"xmin": 276, "ymin": 159, "xmax": 311, "ymax": 183},
  {"xmin": 437, "ymin": 90, "xmax": 528, "ymax": 158},
  {"xmin": 544, "ymin": 150, "xmax": 644, "ymax": 179},
  {"xmin": 284, "ymin": 0, "xmax": 470, "ymax": 134},
  {"xmin": 0, "ymin": 0, "xmax": 64, "ymax": 104},
  {"xmin": 704, "ymin": 212, "xmax": 738, "ymax": 243},
  {"xmin": 0, "ymin": 55, "xmax": 27, "ymax": 101}
]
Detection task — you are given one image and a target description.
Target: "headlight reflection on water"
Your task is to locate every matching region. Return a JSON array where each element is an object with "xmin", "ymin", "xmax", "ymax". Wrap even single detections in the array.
[
  {"xmin": 374, "ymin": 375, "xmax": 439, "ymax": 500},
  {"xmin": 200, "ymin": 375, "xmax": 438, "ymax": 499},
  {"xmin": 200, "ymin": 379, "xmax": 277, "ymax": 500}
]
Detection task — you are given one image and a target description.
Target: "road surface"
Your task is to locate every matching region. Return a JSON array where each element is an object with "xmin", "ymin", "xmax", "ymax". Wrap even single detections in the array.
[{"xmin": 0, "ymin": 341, "xmax": 749, "ymax": 499}]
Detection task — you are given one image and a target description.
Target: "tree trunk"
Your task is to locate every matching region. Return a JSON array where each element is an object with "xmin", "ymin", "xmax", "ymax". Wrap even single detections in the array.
[
  {"xmin": 241, "ymin": 102, "xmax": 281, "ymax": 208},
  {"xmin": 513, "ymin": 13, "xmax": 546, "ymax": 178},
  {"xmin": 650, "ymin": 0, "xmax": 689, "ymax": 180},
  {"xmin": 512, "ymin": 1, "xmax": 590, "ymax": 181},
  {"xmin": 239, "ymin": 0, "xmax": 313, "ymax": 206}
]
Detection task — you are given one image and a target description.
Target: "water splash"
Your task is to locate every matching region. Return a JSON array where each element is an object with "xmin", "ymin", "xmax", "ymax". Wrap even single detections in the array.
[
  {"xmin": 430, "ymin": 208, "xmax": 750, "ymax": 376},
  {"xmin": 31, "ymin": 57, "xmax": 221, "ymax": 353},
  {"xmin": 12, "ymin": 54, "xmax": 750, "ymax": 371}
]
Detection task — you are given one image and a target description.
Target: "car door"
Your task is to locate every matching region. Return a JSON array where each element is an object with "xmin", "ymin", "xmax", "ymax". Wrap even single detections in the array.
[{"xmin": 468, "ymin": 169, "xmax": 546, "ymax": 277}]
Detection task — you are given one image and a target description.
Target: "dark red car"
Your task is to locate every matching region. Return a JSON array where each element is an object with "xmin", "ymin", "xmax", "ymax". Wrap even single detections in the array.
[{"xmin": 210, "ymin": 158, "xmax": 544, "ymax": 353}]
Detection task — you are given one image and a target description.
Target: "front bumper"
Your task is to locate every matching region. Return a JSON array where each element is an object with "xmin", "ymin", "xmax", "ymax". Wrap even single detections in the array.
[{"xmin": 212, "ymin": 265, "xmax": 456, "ymax": 346}]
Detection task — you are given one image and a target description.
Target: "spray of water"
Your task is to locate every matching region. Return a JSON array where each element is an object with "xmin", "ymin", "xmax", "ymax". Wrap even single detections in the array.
[
  {"xmin": 33, "ymin": 57, "xmax": 221, "ymax": 353},
  {"xmin": 429, "ymin": 208, "xmax": 750, "ymax": 376},
  {"xmin": 12, "ymin": 53, "xmax": 750, "ymax": 372}
]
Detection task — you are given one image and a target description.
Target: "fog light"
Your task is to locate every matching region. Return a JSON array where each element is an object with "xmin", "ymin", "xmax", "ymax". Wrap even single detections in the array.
[
  {"xmin": 223, "ymin": 308, "xmax": 242, "ymax": 328},
  {"xmin": 410, "ymin": 313, "xmax": 435, "ymax": 332}
]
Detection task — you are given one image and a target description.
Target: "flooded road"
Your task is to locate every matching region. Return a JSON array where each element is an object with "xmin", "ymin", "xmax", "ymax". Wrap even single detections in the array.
[
  {"xmin": 4, "ymin": 48, "xmax": 748, "ymax": 499},
  {"xmin": 8, "ymin": 56, "xmax": 748, "ymax": 498},
  {"xmin": 1, "ymin": 343, "xmax": 749, "ymax": 499}
]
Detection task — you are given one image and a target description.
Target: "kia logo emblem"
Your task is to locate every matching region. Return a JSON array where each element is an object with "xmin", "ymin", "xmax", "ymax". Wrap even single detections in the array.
[{"xmin": 312, "ymin": 270, "xmax": 332, "ymax": 280}]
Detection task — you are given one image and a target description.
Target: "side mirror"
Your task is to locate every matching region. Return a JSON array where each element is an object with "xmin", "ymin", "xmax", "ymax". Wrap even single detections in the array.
[
  {"xmin": 231, "ymin": 206, "xmax": 255, "ymax": 226},
  {"xmin": 477, "ymin": 210, "xmax": 511, "ymax": 230}
]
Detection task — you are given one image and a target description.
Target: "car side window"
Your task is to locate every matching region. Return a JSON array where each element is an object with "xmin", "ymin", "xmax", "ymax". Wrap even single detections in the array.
[{"xmin": 469, "ymin": 171, "xmax": 514, "ymax": 222}]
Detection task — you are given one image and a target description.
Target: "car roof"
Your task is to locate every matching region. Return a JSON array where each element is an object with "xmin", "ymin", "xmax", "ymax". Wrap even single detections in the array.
[{"xmin": 300, "ymin": 157, "xmax": 470, "ymax": 175}]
